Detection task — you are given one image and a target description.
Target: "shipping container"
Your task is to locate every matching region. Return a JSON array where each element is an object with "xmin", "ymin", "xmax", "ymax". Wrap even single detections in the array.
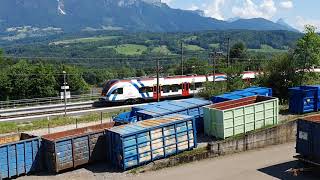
[
  {"xmin": 0, "ymin": 133, "xmax": 41, "ymax": 179},
  {"xmin": 296, "ymin": 115, "xmax": 320, "ymax": 164},
  {"xmin": 113, "ymin": 98, "xmax": 210, "ymax": 133},
  {"xmin": 42, "ymin": 122, "xmax": 115, "ymax": 173},
  {"xmin": 204, "ymin": 96, "xmax": 279, "ymax": 139},
  {"xmin": 289, "ymin": 86, "xmax": 320, "ymax": 114},
  {"xmin": 211, "ymin": 86, "xmax": 272, "ymax": 103},
  {"xmin": 135, "ymin": 99, "xmax": 210, "ymax": 133},
  {"xmin": 106, "ymin": 114, "xmax": 197, "ymax": 170}
]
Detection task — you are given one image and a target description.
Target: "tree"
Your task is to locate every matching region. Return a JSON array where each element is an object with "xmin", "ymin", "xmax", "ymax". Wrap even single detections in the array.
[
  {"xmin": 58, "ymin": 65, "xmax": 90, "ymax": 94},
  {"xmin": 0, "ymin": 69, "xmax": 10, "ymax": 101},
  {"xmin": 230, "ymin": 42, "xmax": 247, "ymax": 61},
  {"xmin": 176, "ymin": 58, "xmax": 209, "ymax": 75},
  {"xmin": 223, "ymin": 63, "xmax": 247, "ymax": 92},
  {"xmin": 294, "ymin": 25, "xmax": 320, "ymax": 84},
  {"xmin": 255, "ymin": 54, "xmax": 299, "ymax": 103},
  {"xmin": 29, "ymin": 62, "xmax": 57, "ymax": 97}
]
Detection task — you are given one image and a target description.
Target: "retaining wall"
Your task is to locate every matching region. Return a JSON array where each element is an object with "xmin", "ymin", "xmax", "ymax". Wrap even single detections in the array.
[{"xmin": 136, "ymin": 120, "xmax": 297, "ymax": 172}]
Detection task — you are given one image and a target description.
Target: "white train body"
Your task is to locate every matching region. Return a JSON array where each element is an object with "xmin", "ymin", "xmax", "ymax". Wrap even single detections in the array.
[{"xmin": 100, "ymin": 71, "xmax": 257, "ymax": 103}]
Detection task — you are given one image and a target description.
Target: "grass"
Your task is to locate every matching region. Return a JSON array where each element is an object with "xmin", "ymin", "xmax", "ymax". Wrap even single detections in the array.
[
  {"xmin": 0, "ymin": 109, "xmax": 129, "ymax": 134},
  {"xmin": 182, "ymin": 36, "xmax": 197, "ymax": 41},
  {"xmin": 151, "ymin": 45, "xmax": 172, "ymax": 55},
  {"xmin": 50, "ymin": 36, "xmax": 120, "ymax": 45},
  {"xmin": 209, "ymin": 43, "xmax": 220, "ymax": 49},
  {"xmin": 173, "ymin": 147, "xmax": 207, "ymax": 159},
  {"xmin": 102, "ymin": 44, "xmax": 148, "ymax": 55},
  {"xmin": 116, "ymin": 44, "xmax": 148, "ymax": 55},
  {"xmin": 184, "ymin": 44, "xmax": 204, "ymax": 51},
  {"xmin": 248, "ymin": 44, "xmax": 288, "ymax": 53}
]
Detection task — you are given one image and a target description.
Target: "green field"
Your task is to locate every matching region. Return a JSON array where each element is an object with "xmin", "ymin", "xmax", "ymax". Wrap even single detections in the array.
[
  {"xmin": 151, "ymin": 45, "xmax": 172, "ymax": 55},
  {"xmin": 209, "ymin": 43, "xmax": 220, "ymax": 48},
  {"xmin": 248, "ymin": 44, "xmax": 288, "ymax": 53},
  {"xmin": 183, "ymin": 36, "xmax": 197, "ymax": 41},
  {"xmin": 50, "ymin": 36, "xmax": 120, "ymax": 45},
  {"xmin": 184, "ymin": 44, "xmax": 204, "ymax": 51},
  {"xmin": 100, "ymin": 44, "xmax": 148, "ymax": 55}
]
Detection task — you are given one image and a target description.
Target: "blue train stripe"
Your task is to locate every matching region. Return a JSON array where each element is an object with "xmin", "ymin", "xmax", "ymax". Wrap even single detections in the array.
[
  {"xmin": 112, "ymin": 94, "xmax": 117, "ymax": 101},
  {"xmin": 137, "ymin": 79, "xmax": 149, "ymax": 98},
  {"xmin": 215, "ymin": 76, "xmax": 227, "ymax": 80},
  {"xmin": 130, "ymin": 82, "xmax": 145, "ymax": 98}
]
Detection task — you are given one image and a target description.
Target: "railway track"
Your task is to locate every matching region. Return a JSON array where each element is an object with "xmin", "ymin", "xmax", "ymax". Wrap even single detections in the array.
[{"xmin": 0, "ymin": 106, "xmax": 95, "ymax": 120}]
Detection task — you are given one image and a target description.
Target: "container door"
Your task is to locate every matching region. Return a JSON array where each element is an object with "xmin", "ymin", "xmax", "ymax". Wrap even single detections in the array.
[
  {"xmin": 182, "ymin": 83, "xmax": 190, "ymax": 96},
  {"xmin": 296, "ymin": 120, "xmax": 312, "ymax": 156},
  {"xmin": 153, "ymin": 85, "xmax": 161, "ymax": 100}
]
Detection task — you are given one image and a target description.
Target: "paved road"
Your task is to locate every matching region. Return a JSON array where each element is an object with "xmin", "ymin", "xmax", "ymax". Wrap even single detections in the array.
[{"xmin": 19, "ymin": 143, "xmax": 319, "ymax": 180}]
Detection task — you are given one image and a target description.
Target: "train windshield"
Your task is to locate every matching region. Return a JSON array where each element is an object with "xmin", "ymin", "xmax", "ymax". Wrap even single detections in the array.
[{"xmin": 102, "ymin": 80, "xmax": 119, "ymax": 95}]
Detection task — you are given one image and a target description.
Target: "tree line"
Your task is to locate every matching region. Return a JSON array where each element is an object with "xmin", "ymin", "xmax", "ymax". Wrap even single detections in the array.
[{"xmin": 0, "ymin": 26, "xmax": 318, "ymax": 102}]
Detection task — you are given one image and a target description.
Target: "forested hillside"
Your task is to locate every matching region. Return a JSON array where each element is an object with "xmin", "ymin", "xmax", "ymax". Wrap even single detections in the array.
[{"xmin": 1, "ymin": 30, "xmax": 302, "ymax": 68}]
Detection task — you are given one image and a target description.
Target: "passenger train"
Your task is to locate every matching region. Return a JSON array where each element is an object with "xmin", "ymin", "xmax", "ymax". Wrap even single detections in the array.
[{"xmin": 100, "ymin": 71, "xmax": 257, "ymax": 104}]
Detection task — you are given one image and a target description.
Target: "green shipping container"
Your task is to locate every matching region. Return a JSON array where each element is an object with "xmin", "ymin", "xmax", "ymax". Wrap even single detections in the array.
[{"xmin": 204, "ymin": 96, "xmax": 279, "ymax": 139}]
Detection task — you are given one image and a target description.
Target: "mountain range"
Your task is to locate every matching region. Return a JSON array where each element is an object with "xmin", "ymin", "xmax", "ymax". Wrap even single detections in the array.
[{"xmin": 0, "ymin": 0, "xmax": 298, "ymax": 35}]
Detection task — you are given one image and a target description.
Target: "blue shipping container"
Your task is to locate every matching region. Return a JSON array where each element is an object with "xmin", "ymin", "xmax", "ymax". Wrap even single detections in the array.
[
  {"xmin": 211, "ymin": 86, "xmax": 272, "ymax": 103},
  {"xmin": 42, "ymin": 122, "xmax": 115, "ymax": 173},
  {"xmin": 106, "ymin": 114, "xmax": 197, "ymax": 170},
  {"xmin": 135, "ymin": 98, "xmax": 210, "ymax": 133},
  {"xmin": 0, "ymin": 133, "xmax": 41, "ymax": 179},
  {"xmin": 113, "ymin": 98, "xmax": 211, "ymax": 133},
  {"xmin": 289, "ymin": 86, "xmax": 320, "ymax": 114},
  {"xmin": 296, "ymin": 116, "xmax": 320, "ymax": 163}
]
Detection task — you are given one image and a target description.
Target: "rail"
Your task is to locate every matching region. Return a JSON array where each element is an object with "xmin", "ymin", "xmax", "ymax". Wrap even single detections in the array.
[{"xmin": 0, "ymin": 93, "xmax": 100, "ymax": 109}]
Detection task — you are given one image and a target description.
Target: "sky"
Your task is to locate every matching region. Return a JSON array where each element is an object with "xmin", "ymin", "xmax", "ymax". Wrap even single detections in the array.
[{"xmin": 161, "ymin": 0, "xmax": 320, "ymax": 31}]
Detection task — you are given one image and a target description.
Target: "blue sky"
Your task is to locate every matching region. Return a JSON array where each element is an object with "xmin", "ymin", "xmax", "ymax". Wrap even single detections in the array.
[{"xmin": 162, "ymin": 0, "xmax": 320, "ymax": 31}]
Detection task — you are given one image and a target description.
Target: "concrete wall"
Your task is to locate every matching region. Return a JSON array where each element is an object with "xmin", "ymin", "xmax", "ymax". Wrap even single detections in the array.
[
  {"xmin": 208, "ymin": 120, "xmax": 297, "ymax": 154},
  {"xmin": 137, "ymin": 120, "xmax": 297, "ymax": 172}
]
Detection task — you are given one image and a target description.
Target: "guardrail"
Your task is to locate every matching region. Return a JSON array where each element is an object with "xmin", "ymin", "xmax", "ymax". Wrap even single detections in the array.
[{"xmin": 0, "ymin": 93, "xmax": 100, "ymax": 109}]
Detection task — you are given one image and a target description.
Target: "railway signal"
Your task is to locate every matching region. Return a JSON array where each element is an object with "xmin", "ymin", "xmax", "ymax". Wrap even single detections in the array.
[{"xmin": 61, "ymin": 71, "xmax": 69, "ymax": 116}]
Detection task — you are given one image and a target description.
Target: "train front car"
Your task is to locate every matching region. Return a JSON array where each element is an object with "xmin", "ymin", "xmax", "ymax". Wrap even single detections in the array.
[{"xmin": 100, "ymin": 79, "xmax": 154, "ymax": 104}]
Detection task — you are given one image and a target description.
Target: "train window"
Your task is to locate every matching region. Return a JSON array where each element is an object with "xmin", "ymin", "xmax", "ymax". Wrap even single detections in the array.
[
  {"xmin": 171, "ymin": 84, "xmax": 180, "ymax": 92},
  {"xmin": 190, "ymin": 83, "xmax": 196, "ymax": 90},
  {"xmin": 112, "ymin": 88, "xmax": 123, "ymax": 95},
  {"xmin": 162, "ymin": 85, "xmax": 170, "ymax": 93},
  {"xmin": 139, "ymin": 87, "xmax": 147, "ymax": 93},
  {"xmin": 195, "ymin": 82, "xmax": 203, "ymax": 88},
  {"xmin": 147, "ymin": 87, "xmax": 153, "ymax": 93},
  {"xmin": 140, "ymin": 87, "xmax": 153, "ymax": 93}
]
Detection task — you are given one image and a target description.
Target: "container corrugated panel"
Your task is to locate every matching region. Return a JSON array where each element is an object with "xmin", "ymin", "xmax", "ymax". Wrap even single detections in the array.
[
  {"xmin": 211, "ymin": 87, "xmax": 272, "ymax": 103},
  {"xmin": 135, "ymin": 99, "xmax": 211, "ymax": 133},
  {"xmin": 204, "ymin": 96, "xmax": 279, "ymax": 139},
  {"xmin": 0, "ymin": 133, "xmax": 41, "ymax": 179},
  {"xmin": 289, "ymin": 86, "xmax": 320, "ymax": 114},
  {"xmin": 113, "ymin": 111, "xmax": 138, "ymax": 124},
  {"xmin": 296, "ymin": 115, "xmax": 320, "ymax": 163},
  {"xmin": 106, "ymin": 114, "xmax": 197, "ymax": 170},
  {"xmin": 42, "ymin": 122, "xmax": 115, "ymax": 173}
]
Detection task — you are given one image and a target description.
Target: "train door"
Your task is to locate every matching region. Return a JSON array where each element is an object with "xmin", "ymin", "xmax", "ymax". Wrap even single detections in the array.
[
  {"xmin": 153, "ymin": 85, "xmax": 161, "ymax": 100},
  {"xmin": 182, "ymin": 82, "xmax": 190, "ymax": 96}
]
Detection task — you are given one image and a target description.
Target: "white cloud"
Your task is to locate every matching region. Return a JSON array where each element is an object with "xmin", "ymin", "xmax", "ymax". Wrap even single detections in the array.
[
  {"xmin": 296, "ymin": 16, "xmax": 320, "ymax": 32},
  {"xmin": 204, "ymin": 0, "xmax": 225, "ymax": 20},
  {"xmin": 279, "ymin": 1, "xmax": 293, "ymax": 9},
  {"xmin": 187, "ymin": 4, "xmax": 200, "ymax": 11},
  {"xmin": 232, "ymin": 0, "xmax": 277, "ymax": 20},
  {"xmin": 162, "ymin": 0, "xmax": 173, "ymax": 6}
]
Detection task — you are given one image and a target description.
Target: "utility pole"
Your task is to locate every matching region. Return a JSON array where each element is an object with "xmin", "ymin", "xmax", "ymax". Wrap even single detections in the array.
[
  {"xmin": 181, "ymin": 41, "xmax": 184, "ymax": 75},
  {"xmin": 63, "ymin": 71, "xmax": 67, "ymax": 116},
  {"xmin": 212, "ymin": 52, "xmax": 216, "ymax": 87},
  {"xmin": 227, "ymin": 38, "xmax": 230, "ymax": 67},
  {"xmin": 156, "ymin": 59, "xmax": 160, "ymax": 102}
]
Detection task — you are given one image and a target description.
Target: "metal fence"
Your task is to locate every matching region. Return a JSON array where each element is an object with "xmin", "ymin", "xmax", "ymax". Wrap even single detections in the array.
[{"xmin": 0, "ymin": 93, "xmax": 100, "ymax": 109}]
